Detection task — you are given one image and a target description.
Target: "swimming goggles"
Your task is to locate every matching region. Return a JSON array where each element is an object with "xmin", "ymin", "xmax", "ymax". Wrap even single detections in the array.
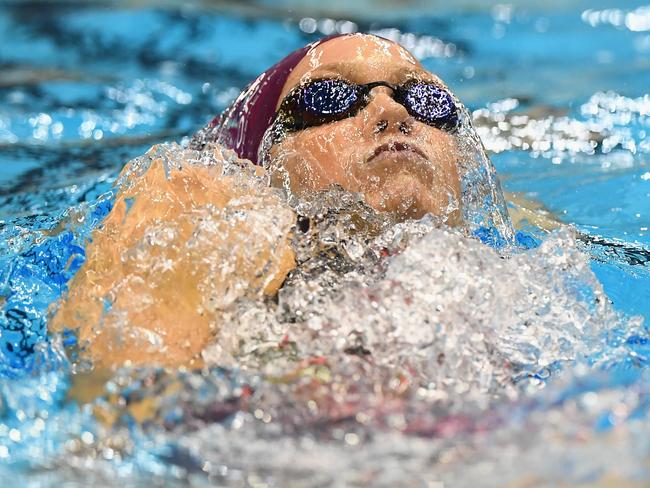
[{"xmin": 272, "ymin": 78, "xmax": 459, "ymax": 133}]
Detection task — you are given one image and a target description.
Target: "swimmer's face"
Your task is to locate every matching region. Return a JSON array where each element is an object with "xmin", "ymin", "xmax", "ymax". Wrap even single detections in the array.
[{"xmin": 265, "ymin": 34, "xmax": 462, "ymax": 222}]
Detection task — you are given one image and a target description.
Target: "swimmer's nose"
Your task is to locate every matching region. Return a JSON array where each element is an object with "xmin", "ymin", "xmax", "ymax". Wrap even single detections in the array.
[{"xmin": 363, "ymin": 88, "xmax": 415, "ymax": 137}]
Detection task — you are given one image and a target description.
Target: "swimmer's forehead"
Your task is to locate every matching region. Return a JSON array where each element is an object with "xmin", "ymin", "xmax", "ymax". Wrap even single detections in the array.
[{"xmin": 278, "ymin": 35, "xmax": 444, "ymax": 104}]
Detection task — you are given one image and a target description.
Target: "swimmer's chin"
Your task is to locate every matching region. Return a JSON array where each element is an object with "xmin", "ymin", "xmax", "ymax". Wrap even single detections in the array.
[{"xmin": 363, "ymin": 177, "xmax": 458, "ymax": 223}]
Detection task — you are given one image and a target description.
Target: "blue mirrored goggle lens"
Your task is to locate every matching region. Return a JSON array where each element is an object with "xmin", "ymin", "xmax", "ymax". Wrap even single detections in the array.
[
  {"xmin": 300, "ymin": 79, "xmax": 359, "ymax": 116},
  {"xmin": 404, "ymin": 84, "xmax": 457, "ymax": 125}
]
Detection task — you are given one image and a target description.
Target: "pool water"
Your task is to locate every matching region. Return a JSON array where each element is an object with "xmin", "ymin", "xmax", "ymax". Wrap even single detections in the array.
[{"xmin": 1, "ymin": 1, "xmax": 650, "ymax": 486}]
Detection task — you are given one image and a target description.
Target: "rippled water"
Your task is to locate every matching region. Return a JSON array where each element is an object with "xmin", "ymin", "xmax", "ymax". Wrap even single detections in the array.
[{"xmin": 1, "ymin": 1, "xmax": 650, "ymax": 486}]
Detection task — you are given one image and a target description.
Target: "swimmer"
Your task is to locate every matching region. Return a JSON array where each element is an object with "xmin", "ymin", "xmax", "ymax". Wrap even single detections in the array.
[
  {"xmin": 52, "ymin": 33, "xmax": 483, "ymax": 370},
  {"xmin": 196, "ymin": 33, "xmax": 462, "ymax": 223}
]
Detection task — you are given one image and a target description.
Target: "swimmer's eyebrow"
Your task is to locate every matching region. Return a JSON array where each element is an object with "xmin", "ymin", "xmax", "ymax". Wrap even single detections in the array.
[
  {"xmin": 307, "ymin": 62, "xmax": 432, "ymax": 83},
  {"xmin": 304, "ymin": 62, "xmax": 356, "ymax": 80}
]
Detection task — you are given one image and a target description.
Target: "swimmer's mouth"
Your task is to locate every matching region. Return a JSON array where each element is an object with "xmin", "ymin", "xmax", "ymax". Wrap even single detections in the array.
[{"xmin": 366, "ymin": 142, "xmax": 428, "ymax": 164}]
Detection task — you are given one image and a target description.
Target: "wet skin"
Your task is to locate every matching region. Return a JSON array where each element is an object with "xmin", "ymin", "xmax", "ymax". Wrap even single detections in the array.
[
  {"xmin": 54, "ymin": 35, "xmax": 467, "ymax": 372},
  {"xmin": 266, "ymin": 34, "xmax": 462, "ymax": 222}
]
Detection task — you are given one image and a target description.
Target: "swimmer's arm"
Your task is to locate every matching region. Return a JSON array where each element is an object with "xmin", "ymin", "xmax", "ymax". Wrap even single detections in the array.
[{"xmin": 505, "ymin": 191, "xmax": 562, "ymax": 233}]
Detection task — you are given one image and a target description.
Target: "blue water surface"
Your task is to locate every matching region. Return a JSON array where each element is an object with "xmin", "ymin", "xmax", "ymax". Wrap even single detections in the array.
[{"xmin": 0, "ymin": 0, "xmax": 649, "ymax": 484}]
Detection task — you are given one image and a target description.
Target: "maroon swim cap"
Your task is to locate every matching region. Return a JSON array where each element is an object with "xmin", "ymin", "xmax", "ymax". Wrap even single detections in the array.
[{"xmin": 191, "ymin": 35, "xmax": 344, "ymax": 164}]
